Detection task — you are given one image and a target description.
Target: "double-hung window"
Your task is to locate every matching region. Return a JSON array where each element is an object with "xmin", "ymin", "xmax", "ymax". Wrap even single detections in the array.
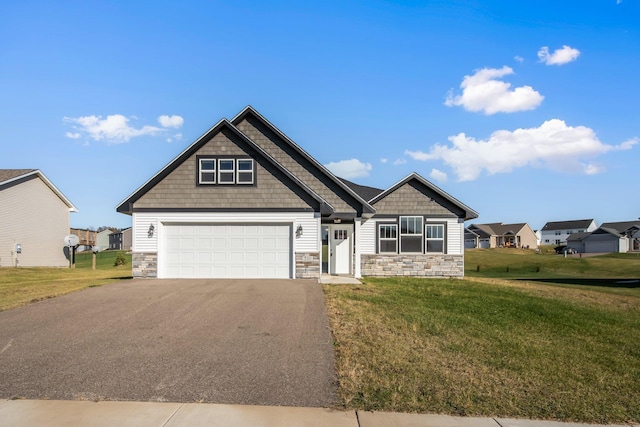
[
  {"xmin": 237, "ymin": 159, "xmax": 254, "ymax": 184},
  {"xmin": 199, "ymin": 159, "xmax": 216, "ymax": 184},
  {"xmin": 218, "ymin": 159, "xmax": 235, "ymax": 184},
  {"xmin": 378, "ymin": 224, "xmax": 398, "ymax": 253},
  {"xmin": 425, "ymin": 224, "xmax": 445, "ymax": 253},
  {"xmin": 400, "ymin": 216, "xmax": 423, "ymax": 253}
]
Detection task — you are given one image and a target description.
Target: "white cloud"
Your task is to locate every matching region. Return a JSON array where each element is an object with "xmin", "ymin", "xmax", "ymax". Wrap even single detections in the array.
[
  {"xmin": 429, "ymin": 169, "xmax": 448, "ymax": 183},
  {"xmin": 514, "ymin": 56, "xmax": 524, "ymax": 63},
  {"xmin": 445, "ymin": 66, "xmax": 544, "ymax": 114},
  {"xmin": 325, "ymin": 158, "xmax": 372, "ymax": 179},
  {"xmin": 158, "ymin": 115, "xmax": 184, "ymax": 128},
  {"xmin": 393, "ymin": 158, "xmax": 407, "ymax": 166},
  {"xmin": 537, "ymin": 45, "xmax": 580, "ymax": 66},
  {"xmin": 405, "ymin": 119, "xmax": 637, "ymax": 181},
  {"xmin": 380, "ymin": 158, "xmax": 388, "ymax": 164},
  {"xmin": 64, "ymin": 114, "xmax": 184, "ymax": 144}
]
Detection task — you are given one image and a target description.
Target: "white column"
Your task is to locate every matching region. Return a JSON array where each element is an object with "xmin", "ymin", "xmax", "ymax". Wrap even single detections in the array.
[{"xmin": 354, "ymin": 217, "xmax": 362, "ymax": 278}]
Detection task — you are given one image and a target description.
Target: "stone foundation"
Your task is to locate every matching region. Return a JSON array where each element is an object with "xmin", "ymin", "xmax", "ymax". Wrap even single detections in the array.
[
  {"xmin": 361, "ymin": 253, "xmax": 464, "ymax": 277},
  {"xmin": 295, "ymin": 252, "xmax": 320, "ymax": 279},
  {"xmin": 132, "ymin": 252, "xmax": 158, "ymax": 278}
]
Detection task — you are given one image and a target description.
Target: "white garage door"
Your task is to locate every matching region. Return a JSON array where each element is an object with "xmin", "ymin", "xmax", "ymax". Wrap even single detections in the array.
[{"xmin": 163, "ymin": 224, "xmax": 291, "ymax": 278}]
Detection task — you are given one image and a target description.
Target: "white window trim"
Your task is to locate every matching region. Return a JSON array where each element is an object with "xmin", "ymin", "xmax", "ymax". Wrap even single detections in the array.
[
  {"xmin": 199, "ymin": 158, "xmax": 216, "ymax": 184},
  {"xmin": 218, "ymin": 159, "xmax": 235, "ymax": 184},
  {"xmin": 425, "ymin": 223, "xmax": 445, "ymax": 253},
  {"xmin": 399, "ymin": 216, "xmax": 423, "ymax": 253},
  {"xmin": 236, "ymin": 159, "xmax": 254, "ymax": 185},
  {"xmin": 378, "ymin": 223, "xmax": 398, "ymax": 254}
]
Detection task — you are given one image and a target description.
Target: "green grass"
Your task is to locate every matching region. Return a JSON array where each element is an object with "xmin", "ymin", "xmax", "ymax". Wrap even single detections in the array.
[
  {"xmin": 466, "ymin": 248, "xmax": 640, "ymax": 279},
  {"xmin": 324, "ymin": 277, "xmax": 640, "ymax": 423},
  {"xmin": 0, "ymin": 250, "xmax": 132, "ymax": 311}
]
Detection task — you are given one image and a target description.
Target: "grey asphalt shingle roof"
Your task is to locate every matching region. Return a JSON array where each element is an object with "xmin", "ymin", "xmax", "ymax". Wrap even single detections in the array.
[
  {"xmin": 599, "ymin": 221, "xmax": 640, "ymax": 234},
  {"xmin": 0, "ymin": 169, "xmax": 37, "ymax": 184},
  {"xmin": 541, "ymin": 219, "xmax": 594, "ymax": 231},
  {"xmin": 337, "ymin": 178, "xmax": 384, "ymax": 202}
]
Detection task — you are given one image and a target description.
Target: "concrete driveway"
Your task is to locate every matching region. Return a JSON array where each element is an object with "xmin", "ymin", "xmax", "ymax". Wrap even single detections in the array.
[{"xmin": 0, "ymin": 279, "xmax": 337, "ymax": 407}]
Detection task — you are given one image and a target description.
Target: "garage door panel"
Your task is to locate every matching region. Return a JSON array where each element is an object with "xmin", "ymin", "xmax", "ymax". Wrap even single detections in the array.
[{"xmin": 162, "ymin": 224, "xmax": 292, "ymax": 279}]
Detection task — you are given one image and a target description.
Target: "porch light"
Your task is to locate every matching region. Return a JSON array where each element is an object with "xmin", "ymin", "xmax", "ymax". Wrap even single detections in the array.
[
  {"xmin": 148, "ymin": 224, "xmax": 155, "ymax": 238},
  {"xmin": 296, "ymin": 225, "xmax": 303, "ymax": 237}
]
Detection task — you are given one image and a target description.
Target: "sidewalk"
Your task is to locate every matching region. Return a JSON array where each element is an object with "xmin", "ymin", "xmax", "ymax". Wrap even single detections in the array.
[{"xmin": 0, "ymin": 400, "xmax": 635, "ymax": 427}]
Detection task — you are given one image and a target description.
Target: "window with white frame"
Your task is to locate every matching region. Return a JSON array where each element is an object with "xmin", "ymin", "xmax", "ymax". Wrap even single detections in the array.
[
  {"xmin": 236, "ymin": 159, "xmax": 254, "ymax": 184},
  {"xmin": 199, "ymin": 159, "xmax": 216, "ymax": 184},
  {"xmin": 218, "ymin": 159, "xmax": 235, "ymax": 184},
  {"xmin": 378, "ymin": 224, "xmax": 397, "ymax": 253},
  {"xmin": 425, "ymin": 223, "xmax": 445, "ymax": 253},
  {"xmin": 400, "ymin": 216, "xmax": 423, "ymax": 253}
]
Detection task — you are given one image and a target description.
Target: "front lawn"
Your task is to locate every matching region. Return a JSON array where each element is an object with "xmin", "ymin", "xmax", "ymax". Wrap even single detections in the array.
[
  {"xmin": 0, "ymin": 250, "xmax": 132, "ymax": 311},
  {"xmin": 324, "ymin": 277, "xmax": 640, "ymax": 423}
]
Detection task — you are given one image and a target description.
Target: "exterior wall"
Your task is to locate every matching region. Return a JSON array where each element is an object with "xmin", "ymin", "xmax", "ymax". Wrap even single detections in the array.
[
  {"xmin": 132, "ymin": 252, "xmax": 157, "ymax": 278},
  {"xmin": 517, "ymin": 225, "xmax": 538, "ymax": 249},
  {"xmin": 234, "ymin": 116, "xmax": 358, "ymax": 214},
  {"xmin": 131, "ymin": 211, "xmax": 318, "ymax": 278},
  {"xmin": 134, "ymin": 129, "xmax": 315, "ymax": 210},
  {"xmin": 295, "ymin": 252, "xmax": 320, "ymax": 279},
  {"xmin": 361, "ymin": 254, "xmax": 464, "ymax": 277},
  {"xmin": 96, "ymin": 230, "xmax": 112, "ymax": 250},
  {"xmin": 0, "ymin": 176, "xmax": 70, "ymax": 267},
  {"xmin": 372, "ymin": 183, "xmax": 456, "ymax": 216},
  {"xmin": 122, "ymin": 228, "xmax": 132, "ymax": 251},
  {"xmin": 583, "ymin": 234, "xmax": 627, "ymax": 253},
  {"xmin": 70, "ymin": 228, "xmax": 96, "ymax": 246},
  {"xmin": 360, "ymin": 217, "xmax": 464, "ymax": 256}
]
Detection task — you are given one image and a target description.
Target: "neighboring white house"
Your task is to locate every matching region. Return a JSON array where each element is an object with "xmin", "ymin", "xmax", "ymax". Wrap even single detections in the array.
[
  {"xmin": 566, "ymin": 220, "xmax": 640, "ymax": 253},
  {"xmin": 540, "ymin": 219, "xmax": 597, "ymax": 246},
  {"xmin": 96, "ymin": 228, "xmax": 114, "ymax": 251},
  {"xmin": 116, "ymin": 106, "xmax": 478, "ymax": 280},
  {"xmin": 0, "ymin": 169, "xmax": 78, "ymax": 267}
]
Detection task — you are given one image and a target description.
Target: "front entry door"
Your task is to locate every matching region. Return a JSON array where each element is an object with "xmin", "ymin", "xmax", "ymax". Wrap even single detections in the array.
[{"xmin": 330, "ymin": 226, "xmax": 351, "ymax": 275}]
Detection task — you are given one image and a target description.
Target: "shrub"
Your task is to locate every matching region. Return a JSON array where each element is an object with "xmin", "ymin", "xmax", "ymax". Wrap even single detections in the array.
[{"xmin": 114, "ymin": 253, "xmax": 127, "ymax": 266}]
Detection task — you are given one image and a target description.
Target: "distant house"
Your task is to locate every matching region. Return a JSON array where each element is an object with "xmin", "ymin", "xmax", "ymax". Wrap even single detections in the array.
[
  {"xmin": 109, "ymin": 227, "xmax": 132, "ymax": 251},
  {"xmin": 0, "ymin": 169, "xmax": 78, "ymax": 267},
  {"xmin": 96, "ymin": 228, "xmax": 115, "ymax": 251},
  {"xmin": 566, "ymin": 220, "xmax": 640, "ymax": 253},
  {"xmin": 466, "ymin": 223, "xmax": 538, "ymax": 249},
  {"xmin": 540, "ymin": 219, "xmax": 597, "ymax": 246},
  {"xmin": 70, "ymin": 227, "xmax": 96, "ymax": 247}
]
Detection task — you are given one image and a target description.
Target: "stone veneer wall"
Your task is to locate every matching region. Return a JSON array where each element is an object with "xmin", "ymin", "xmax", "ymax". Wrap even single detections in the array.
[
  {"xmin": 361, "ymin": 254, "xmax": 464, "ymax": 277},
  {"xmin": 295, "ymin": 252, "xmax": 320, "ymax": 279},
  {"xmin": 132, "ymin": 252, "xmax": 158, "ymax": 278}
]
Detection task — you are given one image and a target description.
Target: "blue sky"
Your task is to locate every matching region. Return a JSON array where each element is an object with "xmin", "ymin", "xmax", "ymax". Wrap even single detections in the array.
[{"xmin": 2, "ymin": 0, "xmax": 638, "ymax": 230}]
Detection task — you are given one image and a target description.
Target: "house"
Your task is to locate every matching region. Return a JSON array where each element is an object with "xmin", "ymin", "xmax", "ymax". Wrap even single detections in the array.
[
  {"xmin": 465, "ymin": 223, "xmax": 538, "ymax": 249},
  {"xmin": 633, "ymin": 228, "xmax": 640, "ymax": 252},
  {"xmin": 540, "ymin": 219, "xmax": 597, "ymax": 246},
  {"xmin": 116, "ymin": 106, "xmax": 478, "ymax": 279},
  {"xmin": 0, "ymin": 169, "xmax": 78, "ymax": 267},
  {"xmin": 70, "ymin": 227, "xmax": 96, "ymax": 247},
  {"xmin": 464, "ymin": 227, "xmax": 491, "ymax": 249},
  {"xmin": 96, "ymin": 228, "xmax": 114, "ymax": 251},
  {"xmin": 109, "ymin": 227, "xmax": 132, "ymax": 251},
  {"xmin": 566, "ymin": 220, "xmax": 640, "ymax": 253}
]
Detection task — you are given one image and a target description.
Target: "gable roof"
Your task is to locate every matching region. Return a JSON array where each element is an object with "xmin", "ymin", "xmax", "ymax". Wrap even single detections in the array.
[
  {"xmin": 590, "ymin": 227, "xmax": 625, "ymax": 238},
  {"xmin": 231, "ymin": 106, "xmax": 375, "ymax": 216},
  {"xmin": 566, "ymin": 232, "xmax": 591, "ymax": 242},
  {"xmin": 369, "ymin": 172, "xmax": 478, "ymax": 220},
  {"xmin": 116, "ymin": 119, "xmax": 334, "ymax": 215},
  {"xmin": 599, "ymin": 221, "xmax": 640, "ymax": 234},
  {"xmin": 0, "ymin": 169, "xmax": 78, "ymax": 212},
  {"xmin": 469, "ymin": 222, "xmax": 530, "ymax": 236},
  {"xmin": 541, "ymin": 219, "xmax": 595, "ymax": 231},
  {"xmin": 338, "ymin": 178, "xmax": 384, "ymax": 202}
]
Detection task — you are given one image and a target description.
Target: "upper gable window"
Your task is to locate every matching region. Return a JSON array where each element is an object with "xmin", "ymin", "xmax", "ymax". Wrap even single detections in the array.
[
  {"xmin": 199, "ymin": 159, "xmax": 216, "ymax": 184},
  {"xmin": 197, "ymin": 157, "xmax": 255, "ymax": 186},
  {"xmin": 218, "ymin": 159, "xmax": 235, "ymax": 184},
  {"xmin": 237, "ymin": 159, "xmax": 254, "ymax": 184}
]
